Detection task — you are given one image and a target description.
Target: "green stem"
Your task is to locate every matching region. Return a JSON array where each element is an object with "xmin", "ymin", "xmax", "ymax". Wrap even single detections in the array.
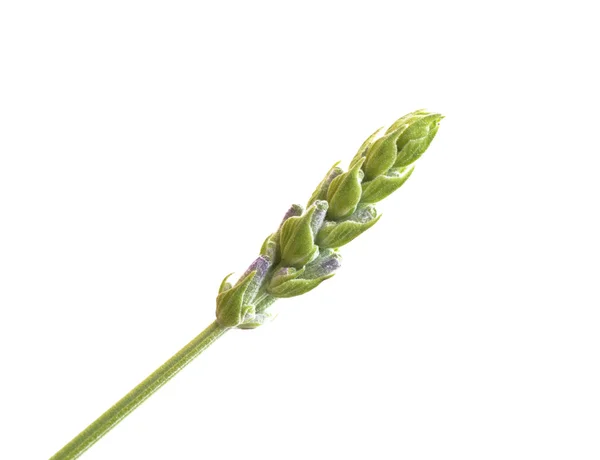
[{"xmin": 50, "ymin": 321, "xmax": 228, "ymax": 460}]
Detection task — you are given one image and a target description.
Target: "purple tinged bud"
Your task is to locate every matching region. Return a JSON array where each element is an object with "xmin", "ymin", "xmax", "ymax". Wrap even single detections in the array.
[
  {"xmin": 273, "ymin": 266, "xmax": 294, "ymax": 278},
  {"xmin": 279, "ymin": 204, "xmax": 304, "ymax": 228},
  {"xmin": 266, "ymin": 251, "xmax": 338, "ymax": 298},
  {"xmin": 302, "ymin": 249, "xmax": 342, "ymax": 280},
  {"xmin": 315, "ymin": 205, "xmax": 381, "ymax": 249},
  {"xmin": 240, "ymin": 255, "xmax": 270, "ymax": 281},
  {"xmin": 320, "ymin": 254, "xmax": 342, "ymax": 273},
  {"xmin": 240, "ymin": 255, "xmax": 271, "ymax": 304},
  {"xmin": 350, "ymin": 204, "xmax": 378, "ymax": 223},
  {"xmin": 310, "ymin": 200, "xmax": 328, "ymax": 236}
]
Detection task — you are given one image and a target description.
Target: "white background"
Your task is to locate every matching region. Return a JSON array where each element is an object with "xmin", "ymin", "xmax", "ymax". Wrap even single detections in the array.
[{"xmin": 1, "ymin": 1, "xmax": 599, "ymax": 459}]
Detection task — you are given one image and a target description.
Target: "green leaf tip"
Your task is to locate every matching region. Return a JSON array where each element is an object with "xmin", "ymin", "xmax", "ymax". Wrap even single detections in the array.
[{"xmin": 218, "ymin": 273, "xmax": 234, "ymax": 294}]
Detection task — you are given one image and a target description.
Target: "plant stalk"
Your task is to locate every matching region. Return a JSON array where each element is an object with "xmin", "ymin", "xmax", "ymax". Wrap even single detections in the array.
[{"xmin": 50, "ymin": 320, "xmax": 228, "ymax": 460}]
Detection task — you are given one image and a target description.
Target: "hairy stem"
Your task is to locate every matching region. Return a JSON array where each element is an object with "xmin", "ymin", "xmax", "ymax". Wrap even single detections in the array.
[{"xmin": 50, "ymin": 321, "xmax": 228, "ymax": 460}]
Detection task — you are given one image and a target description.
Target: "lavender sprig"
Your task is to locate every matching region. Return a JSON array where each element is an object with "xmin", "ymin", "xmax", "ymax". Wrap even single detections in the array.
[
  {"xmin": 50, "ymin": 109, "xmax": 442, "ymax": 459},
  {"xmin": 216, "ymin": 110, "xmax": 443, "ymax": 328}
]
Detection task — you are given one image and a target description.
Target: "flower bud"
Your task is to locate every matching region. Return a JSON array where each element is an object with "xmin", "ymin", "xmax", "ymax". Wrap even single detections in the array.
[
  {"xmin": 360, "ymin": 166, "xmax": 414, "ymax": 204},
  {"xmin": 302, "ymin": 248, "xmax": 342, "ymax": 280},
  {"xmin": 260, "ymin": 204, "xmax": 304, "ymax": 263},
  {"xmin": 363, "ymin": 131, "xmax": 402, "ymax": 181},
  {"xmin": 269, "ymin": 266, "xmax": 304, "ymax": 288},
  {"xmin": 310, "ymin": 200, "xmax": 328, "ymax": 235},
  {"xmin": 307, "ymin": 163, "xmax": 343, "ymax": 206},
  {"xmin": 267, "ymin": 257, "xmax": 339, "ymax": 299},
  {"xmin": 239, "ymin": 256, "xmax": 271, "ymax": 305},
  {"xmin": 267, "ymin": 249, "xmax": 342, "ymax": 298},
  {"xmin": 385, "ymin": 109, "xmax": 430, "ymax": 134},
  {"xmin": 279, "ymin": 203, "xmax": 324, "ymax": 269},
  {"xmin": 316, "ymin": 205, "xmax": 381, "ymax": 249},
  {"xmin": 394, "ymin": 112, "xmax": 442, "ymax": 168},
  {"xmin": 215, "ymin": 270, "xmax": 256, "ymax": 328},
  {"xmin": 279, "ymin": 204, "xmax": 304, "ymax": 227},
  {"xmin": 267, "ymin": 273, "xmax": 333, "ymax": 298},
  {"xmin": 326, "ymin": 158, "xmax": 365, "ymax": 221},
  {"xmin": 349, "ymin": 127, "xmax": 385, "ymax": 168}
]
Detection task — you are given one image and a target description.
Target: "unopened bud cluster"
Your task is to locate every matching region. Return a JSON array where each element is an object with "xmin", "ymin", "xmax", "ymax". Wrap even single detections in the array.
[{"xmin": 216, "ymin": 110, "xmax": 442, "ymax": 329}]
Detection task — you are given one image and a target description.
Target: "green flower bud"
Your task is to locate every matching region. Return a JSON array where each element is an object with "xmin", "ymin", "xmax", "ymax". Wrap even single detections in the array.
[
  {"xmin": 215, "ymin": 270, "xmax": 256, "ymax": 328},
  {"xmin": 326, "ymin": 158, "xmax": 364, "ymax": 221},
  {"xmin": 279, "ymin": 202, "xmax": 325, "ymax": 269},
  {"xmin": 349, "ymin": 126, "xmax": 385, "ymax": 168},
  {"xmin": 394, "ymin": 112, "xmax": 442, "ymax": 168},
  {"xmin": 316, "ymin": 205, "xmax": 381, "ymax": 249},
  {"xmin": 267, "ymin": 274, "xmax": 333, "ymax": 298},
  {"xmin": 360, "ymin": 166, "xmax": 414, "ymax": 204},
  {"xmin": 385, "ymin": 109, "xmax": 430, "ymax": 134},
  {"xmin": 363, "ymin": 130, "xmax": 402, "ymax": 181},
  {"xmin": 266, "ymin": 249, "xmax": 342, "ymax": 298},
  {"xmin": 260, "ymin": 205, "xmax": 304, "ymax": 263},
  {"xmin": 267, "ymin": 266, "xmax": 307, "ymax": 297},
  {"xmin": 307, "ymin": 162, "xmax": 343, "ymax": 206},
  {"xmin": 266, "ymin": 263, "xmax": 334, "ymax": 298},
  {"xmin": 268, "ymin": 266, "xmax": 305, "ymax": 290}
]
